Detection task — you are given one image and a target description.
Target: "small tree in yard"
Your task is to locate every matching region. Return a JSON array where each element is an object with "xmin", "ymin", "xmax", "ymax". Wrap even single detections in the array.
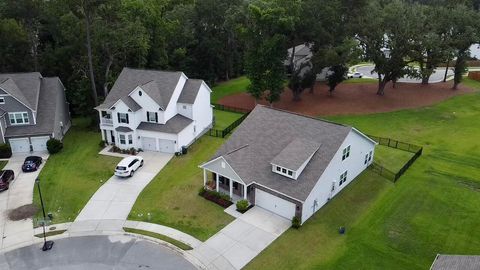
[
  {"xmin": 326, "ymin": 64, "xmax": 348, "ymax": 95},
  {"xmin": 47, "ymin": 138, "xmax": 63, "ymax": 154},
  {"xmin": 288, "ymin": 64, "xmax": 316, "ymax": 101}
]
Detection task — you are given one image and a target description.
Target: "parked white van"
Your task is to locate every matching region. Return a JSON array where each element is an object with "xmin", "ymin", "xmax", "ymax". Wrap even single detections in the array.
[{"xmin": 114, "ymin": 156, "xmax": 144, "ymax": 177}]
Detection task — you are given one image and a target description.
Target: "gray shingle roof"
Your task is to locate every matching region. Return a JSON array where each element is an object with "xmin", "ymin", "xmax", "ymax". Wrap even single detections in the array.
[
  {"xmin": 97, "ymin": 68, "xmax": 183, "ymax": 111},
  {"xmin": 115, "ymin": 126, "xmax": 133, "ymax": 132},
  {"xmin": 4, "ymin": 77, "xmax": 68, "ymax": 137},
  {"xmin": 271, "ymin": 139, "xmax": 321, "ymax": 171},
  {"xmin": 208, "ymin": 105, "xmax": 352, "ymax": 201},
  {"xmin": 0, "ymin": 72, "xmax": 43, "ymax": 110},
  {"xmin": 178, "ymin": 79, "xmax": 203, "ymax": 104},
  {"xmin": 431, "ymin": 255, "xmax": 480, "ymax": 270},
  {"xmin": 137, "ymin": 114, "xmax": 192, "ymax": 134}
]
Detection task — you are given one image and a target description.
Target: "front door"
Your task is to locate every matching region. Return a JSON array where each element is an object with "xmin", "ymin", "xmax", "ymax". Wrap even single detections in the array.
[{"xmin": 110, "ymin": 130, "xmax": 115, "ymax": 143}]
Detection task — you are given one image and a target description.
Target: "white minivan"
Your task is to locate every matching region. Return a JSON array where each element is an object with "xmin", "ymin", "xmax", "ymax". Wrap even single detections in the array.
[{"xmin": 114, "ymin": 156, "xmax": 144, "ymax": 177}]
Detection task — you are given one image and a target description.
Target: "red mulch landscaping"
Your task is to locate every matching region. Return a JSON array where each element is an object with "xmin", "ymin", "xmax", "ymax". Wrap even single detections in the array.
[{"xmin": 218, "ymin": 81, "xmax": 474, "ymax": 117}]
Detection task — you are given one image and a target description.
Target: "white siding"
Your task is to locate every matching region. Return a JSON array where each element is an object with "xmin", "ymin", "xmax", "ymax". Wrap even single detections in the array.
[
  {"xmin": 130, "ymin": 86, "xmax": 165, "ymax": 124},
  {"xmin": 191, "ymin": 82, "xmax": 213, "ymax": 138},
  {"xmin": 301, "ymin": 130, "xmax": 376, "ymax": 223},
  {"xmin": 201, "ymin": 157, "xmax": 244, "ymax": 184},
  {"xmin": 111, "ymin": 101, "xmax": 136, "ymax": 131},
  {"xmin": 177, "ymin": 103, "xmax": 193, "ymax": 119},
  {"xmin": 177, "ymin": 123, "xmax": 195, "ymax": 150},
  {"xmin": 164, "ymin": 73, "xmax": 188, "ymax": 121}
]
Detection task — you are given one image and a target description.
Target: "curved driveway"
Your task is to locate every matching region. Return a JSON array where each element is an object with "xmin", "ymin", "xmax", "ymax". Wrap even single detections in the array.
[
  {"xmin": 0, "ymin": 235, "xmax": 196, "ymax": 270},
  {"xmin": 355, "ymin": 65, "xmax": 454, "ymax": 83}
]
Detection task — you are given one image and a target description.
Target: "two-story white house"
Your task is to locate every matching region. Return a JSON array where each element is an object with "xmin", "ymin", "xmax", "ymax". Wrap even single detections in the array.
[
  {"xmin": 95, "ymin": 67, "xmax": 213, "ymax": 153},
  {"xmin": 200, "ymin": 105, "xmax": 377, "ymax": 224}
]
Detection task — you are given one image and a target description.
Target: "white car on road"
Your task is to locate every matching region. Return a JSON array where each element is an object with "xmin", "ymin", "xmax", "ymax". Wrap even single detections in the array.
[
  {"xmin": 115, "ymin": 156, "xmax": 144, "ymax": 177},
  {"xmin": 347, "ymin": 72, "xmax": 363, "ymax": 78}
]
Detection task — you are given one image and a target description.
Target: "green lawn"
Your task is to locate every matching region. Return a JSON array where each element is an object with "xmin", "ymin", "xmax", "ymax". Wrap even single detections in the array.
[
  {"xmin": 344, "ymin": 77, "xmax": 378, "ymax": 84},
  {"xmin": 123, "ymin": 228, "xmax": 193, "ymax": 250},
  {"xmin": 246, "ymin": 92, "xmax": 480, "ymax": 269},
  {"xmin": 213, "ymin": 109, "xmax": 243, "ymax": 130},
  {"xmin": 33, "ymin": 118, "xmax": 121, "ymax": 224},
  {"xmin": 0, "ymin": 160, "xmax": 7, "ymax": 170},
  {"xmin": 129, "ymin": 136, "xmax": 234, "ymax": 241},
  {"xmin": 374, "ymin": 145, "xmax": 414, "ymax": 173},
  {"xmin": 211, "ymin": 76, "xmax": 250, "ymax": 103}
]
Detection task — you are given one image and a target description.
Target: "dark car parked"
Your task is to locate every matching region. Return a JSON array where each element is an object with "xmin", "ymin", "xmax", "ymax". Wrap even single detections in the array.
[
  {"xmin": 0, "ymin": 170, "xmax": 15, "ymax": 191},
  {"xmin": 22, "ymin": 156, "xmax": 43, "ymax": 172}
]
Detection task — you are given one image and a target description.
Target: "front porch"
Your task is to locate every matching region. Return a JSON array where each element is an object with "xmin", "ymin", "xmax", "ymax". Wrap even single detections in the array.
[{"xmin": 202, "ymin": 169, "xmax": 253, "ymax": 203}]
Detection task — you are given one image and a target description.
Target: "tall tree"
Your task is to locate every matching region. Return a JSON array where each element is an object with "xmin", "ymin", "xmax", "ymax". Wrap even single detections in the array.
[{"xmin": 0, "ymin": 19, "xmax": 31, "ymax": 72}]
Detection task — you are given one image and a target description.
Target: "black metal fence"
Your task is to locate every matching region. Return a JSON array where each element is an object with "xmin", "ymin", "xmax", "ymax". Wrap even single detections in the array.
[
  {"xmin": 368, "ymin": 135, "xmax": 423, "ymax": 182},
  {"xmin": 209, "ymin": 107, "xmax": 250, "ymax": 138},
  {"xmin": 212, "ymin": 103, "xmax": 252, "ymax": 114}
]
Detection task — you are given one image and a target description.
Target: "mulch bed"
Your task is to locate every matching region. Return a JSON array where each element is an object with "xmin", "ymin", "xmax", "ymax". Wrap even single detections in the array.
[
  {"xmin": 218, "ymin": 81, "xmax": 473, "ymax": 117},
  {"xmin": 8, "ymin": 204, "xmax": 38, "ymax": 221}
]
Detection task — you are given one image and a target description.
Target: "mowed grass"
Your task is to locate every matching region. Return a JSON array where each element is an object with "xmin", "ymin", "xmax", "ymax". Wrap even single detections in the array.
[
  {"xmin": 374, "ymin": 145, "xmax": 414, "ymax": 172},
  {"xmin": 213, "ymin": 109, "xmax": 243, "ymax": 129},
  {"xmin": 33, "ymin": 118, "xmax": 121, "ymax": 224},
  {"xmin": 0, "ymin": 160, "xmax": 7, "ymax": 170},
  {"xmin": 247, "ymin": 91, "xmax": 480, "ymax": 269},
  {"xmin": 344, "ymin": 77, "xmax": 378, "ymax": 84},
  {"xmin": 211, "ymin": 76, "xmax": 250, "ymax": 103},
  {"xmin": 129, "ymin": 136, "xmax": 234, "ymax": 241}
]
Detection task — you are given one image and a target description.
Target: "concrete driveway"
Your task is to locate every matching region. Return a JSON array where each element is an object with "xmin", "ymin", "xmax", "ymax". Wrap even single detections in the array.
[
  {"xmin": 189, "ymin": 207, "xmax": 291, "ymax": 270},
  {"xmin": 0, "ymin": 152, "xmax": 49, "ymax": 251},
  {"xmin": 73, "ymin": 151, "xmax": 172, "ymax": 229},
  {"xmin": 0, "ymin": 235, "xmax": 197, "ymax": 270}
]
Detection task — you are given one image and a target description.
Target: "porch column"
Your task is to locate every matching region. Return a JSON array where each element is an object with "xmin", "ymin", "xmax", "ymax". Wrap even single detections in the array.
[
  {"xmin": 203, "ymin": 169, "xmax": 207, "ymax": 186},
  {"xmin": 215, "ymin": 173, "xmax": 219, "ymax": 192},
  {"xmin": 243, "ymin": 184, "xmax": 247, "ymax": 200},
  {"xmin": 229, "ymin": 179, "xmax": 233, "ymax": 200}
]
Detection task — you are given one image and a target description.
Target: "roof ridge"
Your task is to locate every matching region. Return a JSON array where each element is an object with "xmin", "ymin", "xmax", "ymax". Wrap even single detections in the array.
[
  {"xmin": 255, "ymin": 105, "xmax": 350, "ymax": 128},
  {"xmin": 225, "ymin": 144, "xmax": 249, "ymax": 155},
  {"xmin": 124, "ymin": 67, "xmax": 183, "ymax": 74}
]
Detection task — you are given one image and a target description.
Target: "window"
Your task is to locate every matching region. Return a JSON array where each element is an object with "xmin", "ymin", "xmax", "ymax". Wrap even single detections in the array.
[
  {"xmin": 276, "ymin": 166, "xmax": 281, "ymax": 172},
  {"xmin": 138, "ymin": 90, "xmax": 142, "ymax": 96},
  {"xmin": 287, "ymin": 170, "xmax": 293, "ymax": 176},
  {"xmin": 183, "ymin": 105, "xmax": 187, "ymax": 109},
  {"xmin": 147, "ymin": 111, "xmax": 158, "ymax": 123},
  {"xmin": 0, "ymin": 97, "xmax": 4, "ymax": 104},
  {"xmin": 128, "ymin": 134, "xmax": 133, "ymax": 144},
  {"xmin": 282, "ymin": 168, "xmax": 287, "ymax": 174},
  {"xmin": 128, "ymin": 159, "xmax": 138, "ymax": 167},
  {"xmin": 364, "ymin": 154, "xmax": 369, "ymax": 165},
  {"xmin": 119, "ymin": 134, "xmax": 126, "ymax": 144},
  {"xmin": 342, "ymin": 145, "xmax": 351, "ymax": 160},
  {"xmin": 368, "ymin": 151, "xmax": 373, "ymax": 161},
  {"xmin": 233, "ymin": 182, "xmax": 239, "ymax": 189},
  {"xmin": 339, "ymin": 171, "xmax": 348, "ymax": 186},
  {"xmin": 9, "ymin": 112, "xmax": 29, "ymax": 125},
  {"xmin": 118, "ymin": 113, "xmax": 129, "ymax": 124}
]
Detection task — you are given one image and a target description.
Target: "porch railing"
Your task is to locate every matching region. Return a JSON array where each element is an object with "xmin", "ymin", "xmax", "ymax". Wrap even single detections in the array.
[{"xmin": 101, "ymin": 117, "xmax": 113, "ymax": 125}]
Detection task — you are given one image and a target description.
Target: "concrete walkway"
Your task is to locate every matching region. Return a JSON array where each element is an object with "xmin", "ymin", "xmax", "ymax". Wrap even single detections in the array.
[
  {"xmin": 74, "ymin": 151, "xmax": 172, "ymax": 223},
  {"xmin": 0, "ymin": 152, "xmax": 49, "ymax": 251},
  {"xmin": 189, "ymin": 207, "xmax": 291, "ymax": 270}
]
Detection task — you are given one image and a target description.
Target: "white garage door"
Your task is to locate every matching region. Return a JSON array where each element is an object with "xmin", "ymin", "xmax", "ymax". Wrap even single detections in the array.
[
  {"xmin": 31, "ymin": 136, "xmax": 49, "ymax": 152},
  {"xmin": 255, "ymin": 189, "xmax": 296, "ymax": 219},
  {"xmin": 142, "ymin": 137, "xmax": 157, "ymax": 151},
  {"xmin": 158, "ymin": 139, "xmax": 175, "ymax": 153},
  {"xmin": 9, "ymin": 138, "xmax": 30, "ymax": 153}
]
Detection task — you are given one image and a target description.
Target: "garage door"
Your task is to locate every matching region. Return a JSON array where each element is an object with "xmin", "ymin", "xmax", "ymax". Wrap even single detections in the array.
[
  {"xmin": 31, "ymin": 136, "xmax": 49, "ymax": 152},
  {"xmin": 255, "ymin": 189, "xmax": 296, "ymax": 219},
  {"xmin": 141, "ymin": 137, "xmax": 157, "ymax": 151},
  {"xmin": 9, "ymin": 138, "xmax": 30, "ymax": 153},
  {"xmin": 158, "ymin": 139, "xmax": 175, "ymax": 153}
]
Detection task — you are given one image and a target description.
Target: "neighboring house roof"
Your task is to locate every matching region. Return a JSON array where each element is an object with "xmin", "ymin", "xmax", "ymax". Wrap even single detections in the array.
[
  {"xmin": 178, "ymin": 79, "xmax": 203, "ymax": 104},
  {"xmin": 271, "ymin": 138, "xmax": 321, "ymax": 171},
  {"xmin": 207, "ymin": 105, "xmax": 352, "ymax": 201},
  {"xmin": 115, "ymin": 126, "xmax": 133, "ymax": 132},
  {"xmin": 430, "ymin": 255, "xmax": 480, "ymax": 270},
  {"xmin": 4, "ymin": 77, "xmax": 68, "ymax": 137},
  {"xmin": 287, "ymin": 43, "xmax": 312, "ymax": 57},
  {"xmin": 137, "ymin": 114, "xmax": 192, "ymax": 134},
  {"xmin": 0, "ymin": 72, "xmax": 42, "ymax": 111},
  {"xmin": 97, "ymin": 67, "xmax": 183, "ymax": 111}
]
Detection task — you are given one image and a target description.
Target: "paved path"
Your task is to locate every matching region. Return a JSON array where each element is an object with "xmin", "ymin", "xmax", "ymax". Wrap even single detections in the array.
[
  {"xmin": 189, "ymin": 207, "xmax": 291, "ymax": 270},
  {"xmin": 0, "ymin": 235, "xmax": 197, "ymax": 270},
  {"xmin": 0, "ymin": 152, "xmax": 49, "ymax": 251},
  {"xmin": 75, "ymin": 151, "xmax": 172, "ymax": 223}
]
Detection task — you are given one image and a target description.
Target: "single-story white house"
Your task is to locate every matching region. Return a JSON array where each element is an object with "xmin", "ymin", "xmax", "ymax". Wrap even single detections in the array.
[
  {"xmin": 200, "ymin": 105, "xmax": 377, "ymax": 224},
  {"xmin": 95, "ymin": 67, "xmax": 213, "ymax": 153}
]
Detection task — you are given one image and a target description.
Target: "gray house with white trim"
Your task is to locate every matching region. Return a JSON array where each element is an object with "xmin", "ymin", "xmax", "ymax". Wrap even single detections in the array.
[
  {"xmin": 201, "ymin": 105, "xmax": 376, "ymax": 224},
  {"xmin": 0, "ymin": 72, "xmax": 71, "ymax": 153}
]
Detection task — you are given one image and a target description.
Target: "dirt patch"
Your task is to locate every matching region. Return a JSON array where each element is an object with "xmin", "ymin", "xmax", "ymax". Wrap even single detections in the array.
[
  {"xmin": 218, "ymin": 81, "xmax": 473, "ymax": 116},
  {"xmin": 8, "ymin": 204, "xmax": 38, "ymax": 221}
]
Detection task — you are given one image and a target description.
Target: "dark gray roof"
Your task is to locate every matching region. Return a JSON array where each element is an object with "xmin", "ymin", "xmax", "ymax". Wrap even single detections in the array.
[
  {"xmin": 178, "ymin": 79, "xmax": 203, "ymax": 104},
  {"xmin": 115, "ymin": 126, "xmax": 133, "ymax": 132},
  {"xmin": 271, "ymin": 139, "xmax": 321, "ymax": 171},
  {"xmin": 0, "ymin": 72, "xmax": 42, "ymax": 110},
  {"xmin": 431, "ymin": 255, "xmax": 480, "ymax": 270},
  {"xmin": 4, "ymin": 77, "xmax": 68, "ymax": 137},
  {"xmin": 137, "ymin": 114, "xmax": 192, "ymax": 134},
  {"xmin": 208, "ymin": 105, "xmax": 352, "ymax": 201},
  {"xmin": 97, "ymin": 68, "xmax": 183, "ymax": 111}
]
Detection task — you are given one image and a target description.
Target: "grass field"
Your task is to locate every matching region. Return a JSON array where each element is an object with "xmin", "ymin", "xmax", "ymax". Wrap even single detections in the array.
[
  {"xmin": 123, "ymin": 228, "xmax": 193, "ymax": 250},
  {"xmin": 33, "ymin": 118, "xmax": 121, "ymax": 224},
  {"xmin": 128, "ymin": 136, "xmax": 234, "ymax": 241},
  {"xmin": 344, "ymin": 77, "xmax": 378, "ymax": 84},
  {"xmin": 213, "ymin": 109, "xmax": 244, "ymax": 129},
  {"xmin": 374, "ymin": 145, "xmax": 415, "ymax": 172},
  {"xmin": 211, "ymin": 76, "xmax": 250, "ymax": 103},
  {"xmin": 0, "ymin": 160, "xmax": 7, "ymax": 170},
  {"xmin": 246, "ymin": 91, "xmax": 480, "ymax": 269}
]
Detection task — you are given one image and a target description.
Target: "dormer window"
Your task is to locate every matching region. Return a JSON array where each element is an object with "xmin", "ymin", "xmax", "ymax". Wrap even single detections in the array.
[
  {"xmin": 271, "ymin": 138, "xmax": 321, "ymax": 180},
  {"xmin": 273, "ymin": 165, "xmax": 295, "ymax": 178}
]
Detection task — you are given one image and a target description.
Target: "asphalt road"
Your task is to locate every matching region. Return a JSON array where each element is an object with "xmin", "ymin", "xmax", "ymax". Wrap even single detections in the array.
[
  {"xmin": 355, "ymin": 65, "xmax": 454, "ymax": 83},
  {"xmin": 0, "ymin": 235, "xmax": 197, "ymax": 270}
]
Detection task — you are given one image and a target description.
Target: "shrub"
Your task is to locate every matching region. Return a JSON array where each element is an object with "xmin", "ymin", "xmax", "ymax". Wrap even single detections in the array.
[
  {"xmin": 198, "ymin": 186, "xmax": 206, "ymax": 196},
  {"xmin": 0, "ymin": 143, "xmax": 12, "ymax": 158},
  {"xmin": 111, "ymin": 145, "xmax": 120, "ymax": 152},
  {"xmin": 200, "ymin": 189, "xmax": 233, "ymax": 208},
  {"xmin": 99, "ymin": 140, "xmax": 106, "ymax": 148},
  {"xmin": 236, "ymin": 199, "xmax": 249, "ymax": 212},
  {"xmin": 46, "ymin": 138, "xmax": 63, "ymax": 154},
  {"xmin": 292, "ymin": 216, "xmax": 301, "ymax": 229}
]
